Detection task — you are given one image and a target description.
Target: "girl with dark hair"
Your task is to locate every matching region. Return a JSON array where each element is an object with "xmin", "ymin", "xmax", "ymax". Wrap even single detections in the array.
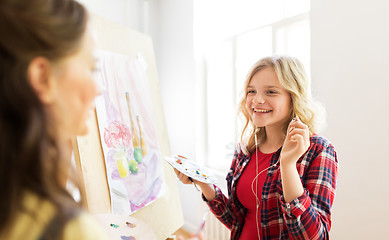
[{"xmin": 0, "ymin": 0, "xmax": 108, "ymax": 239}]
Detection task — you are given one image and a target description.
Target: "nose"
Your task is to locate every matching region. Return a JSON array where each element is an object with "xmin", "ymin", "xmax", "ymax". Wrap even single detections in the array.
[
  {"xmin": 252, "ymin": 94, "xmax": 265, "ymax": 104},
  {"xmin": 93, "ymin": 77, "xmax": 103, "ymax": 97}
]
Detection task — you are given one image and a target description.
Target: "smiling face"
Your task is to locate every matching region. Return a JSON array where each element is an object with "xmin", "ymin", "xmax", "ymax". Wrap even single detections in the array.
[
  {"xmin": 245, "ymin": 67, "xmax": 292, "ymax": 132},
  {"xmin": 48, "ymin": 31, "xmax": 99, "ymax": 139}
]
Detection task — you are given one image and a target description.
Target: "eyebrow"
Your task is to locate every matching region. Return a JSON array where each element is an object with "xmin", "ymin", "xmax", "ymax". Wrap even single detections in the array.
[{"xmin": 247, "ymin": 85, "xmax": 281, "ymax": 89}]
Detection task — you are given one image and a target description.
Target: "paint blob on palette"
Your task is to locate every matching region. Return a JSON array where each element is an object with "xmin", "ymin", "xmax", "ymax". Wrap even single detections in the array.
[
  {"xmin": 164, "ymin": 155, "xmax": 217, "ymax": 184},
  {"xmin": 120, "ymin": 236, "xmax": 136, "ymax": 240}
]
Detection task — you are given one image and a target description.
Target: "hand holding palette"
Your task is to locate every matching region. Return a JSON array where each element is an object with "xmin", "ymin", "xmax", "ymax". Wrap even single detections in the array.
[{"xmin": 164, "ymin": 155, "xmax": 217, "ymax": 184}]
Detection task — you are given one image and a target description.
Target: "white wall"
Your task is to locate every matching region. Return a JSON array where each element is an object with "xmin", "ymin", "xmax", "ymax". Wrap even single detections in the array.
[
  {"xmin": 311, "ymin": 0, "xmax": 389, "ymax": 238},
  {"xmin": 78, "ymin": 0, "xmax": 132, "ymax": 29}
]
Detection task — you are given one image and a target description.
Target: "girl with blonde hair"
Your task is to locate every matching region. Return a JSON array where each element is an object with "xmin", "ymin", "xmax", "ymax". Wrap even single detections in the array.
[{"xmin": 175, "ymin": 55, "xmax": 338, "ymax": 239}]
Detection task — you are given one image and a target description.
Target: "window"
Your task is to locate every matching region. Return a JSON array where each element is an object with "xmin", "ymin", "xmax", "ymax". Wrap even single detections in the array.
[{"xmin": 195, "ymin": 0, "xmax": 310, "ymax": 170}]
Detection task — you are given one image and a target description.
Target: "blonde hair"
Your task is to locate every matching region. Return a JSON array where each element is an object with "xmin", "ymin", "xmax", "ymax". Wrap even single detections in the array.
[{"xmin": 239, "ymin": 55, "xmax": 325, "ymax": 154}]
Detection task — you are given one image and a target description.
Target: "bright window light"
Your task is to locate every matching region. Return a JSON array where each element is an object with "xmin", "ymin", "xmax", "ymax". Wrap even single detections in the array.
[{"xmin": 195, "ymin": 0, "xmax": 310, "ymax": 170}]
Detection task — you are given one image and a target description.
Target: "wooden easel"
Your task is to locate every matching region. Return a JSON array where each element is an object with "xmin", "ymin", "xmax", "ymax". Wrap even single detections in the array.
[{"xmin": 72, "ymin": 14, "xmax": 183, "ymax": 240}]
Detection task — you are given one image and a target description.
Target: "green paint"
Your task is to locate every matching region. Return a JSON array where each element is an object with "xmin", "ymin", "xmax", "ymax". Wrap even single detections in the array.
[
  {"xmin": 129, "ymin": 160, "xmax": 138, "ymax": 173},
  {"xmin": 110, "ymin": 223, "xmax": 120, "ymax": 228},
  {"xmin": 134, "ymin": 147, "xmax": 142, "ymax": 163}
]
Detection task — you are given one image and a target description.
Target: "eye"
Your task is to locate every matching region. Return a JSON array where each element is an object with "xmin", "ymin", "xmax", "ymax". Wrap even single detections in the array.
[
  {"xmin": 92, "ymin": 66, "xmax": 101, "ymax": 73},
  {"xmin": 247, "ymin": 89, "xmax": 256, "ymax": 94},
  {"xmin": 267, "ymin": 90, "xmax": 278, "ymax": 95}
]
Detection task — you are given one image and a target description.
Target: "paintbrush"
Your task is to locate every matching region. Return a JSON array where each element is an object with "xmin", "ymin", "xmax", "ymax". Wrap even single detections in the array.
[
  {"xmin": 188, "ymin": 177, "xmax": 200, "ymax": 191},
  {"xmin": 195, "ymin": 210, "xmax": 209, "ymax": 236},
  {"xmin": 176, "ymin": 155, "xmax": 200, "ymax": 191}
]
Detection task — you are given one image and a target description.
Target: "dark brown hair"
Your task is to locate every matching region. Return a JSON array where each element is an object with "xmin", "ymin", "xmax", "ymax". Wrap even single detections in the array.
[{"xmin": 0, "ymin": 0, "xmax": 88, "ymax": 236}]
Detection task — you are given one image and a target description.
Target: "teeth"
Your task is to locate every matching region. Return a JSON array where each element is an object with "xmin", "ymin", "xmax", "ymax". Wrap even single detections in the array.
[{"xmin": 254, "ymin": 109, "xmax": 271, "ymax": 113}]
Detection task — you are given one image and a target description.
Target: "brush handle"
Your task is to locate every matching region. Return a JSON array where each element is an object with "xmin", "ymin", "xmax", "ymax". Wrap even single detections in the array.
[
  {"xmin": 196, "ymin": 210, "xmax": 209, "ymax": 235},
  {"xmin": 188, "ymin": 177, "xmax": 200, "ymax": 191}
]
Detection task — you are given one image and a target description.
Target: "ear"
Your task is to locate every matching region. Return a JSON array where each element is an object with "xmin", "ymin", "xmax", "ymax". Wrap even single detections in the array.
[{"xmin": 27, "ymin": 57, "xmax": 55, "ymax": 104}]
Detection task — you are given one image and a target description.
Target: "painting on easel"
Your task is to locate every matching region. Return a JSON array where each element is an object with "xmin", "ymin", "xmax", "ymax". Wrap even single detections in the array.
[{"xmin": 94, "ymin": 49, "xmax": 164, "ymax": 214}]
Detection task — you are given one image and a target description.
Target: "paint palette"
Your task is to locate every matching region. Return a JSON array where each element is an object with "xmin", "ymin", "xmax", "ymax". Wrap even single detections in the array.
[{"xmin": 164, "ymin": 155, "xmax": 217, "ymax": 184}]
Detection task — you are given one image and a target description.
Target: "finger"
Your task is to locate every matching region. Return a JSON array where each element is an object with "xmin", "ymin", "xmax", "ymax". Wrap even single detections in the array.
[
  {"xmin": 287, "ymin": 126, "xmax": 295, "ymax": 136},
  {"xmin": 176, "ymin": 171, "xmax": 184, "ymax": 180},
  {"xmin": 292, "ymin": 134, "xmax": 310, "ymax": 152},
  {"xmin": 174, "ymin": 169, "xmax": 190, "ymax": 184},
  {"xmin": 286, "ymin": 117, "xmax": 303, "ymax": 135},
  {"xmin": 177, "ymin": 172, "xmax": 192, "ymax": 184},
  {"xmin": 289, "ymin": 129, "xmax": 310, "ymax": 146},
  {"xmin": 290, "ymin": 125, "xmax": 310, "ymax": 143},
  {"xmin": 182, "ymin": 178, "xmax": 193, "ymax": 184},
  {"xmin": 289, "ymin": 119, "xmax": 308, "ymax": 130},
  {"xmin": 177, "ymin": 171, "xmax": 186, "ymax": 181},
  {"xmin": 289, "ymin": 128, "xmax": 307, "ymax": 138},
  {"xmin": 291, "ymin": 133, "xmax": 304, "ymax": 143},
  {"xmin": 288, "ymin": 127, "xmax": 309, "ymax": 144}
]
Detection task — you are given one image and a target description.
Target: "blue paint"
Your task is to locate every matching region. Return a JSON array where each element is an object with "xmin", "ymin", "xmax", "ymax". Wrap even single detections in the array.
[{"xmin": 120, "ymin": 236, "xmax": 136, "ymax": 240}]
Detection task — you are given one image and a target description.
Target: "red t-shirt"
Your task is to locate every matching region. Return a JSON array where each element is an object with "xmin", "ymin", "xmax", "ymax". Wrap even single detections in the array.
[{"xmin": 236, "ymin": 149, "xmax": 273, "ymax": 240}]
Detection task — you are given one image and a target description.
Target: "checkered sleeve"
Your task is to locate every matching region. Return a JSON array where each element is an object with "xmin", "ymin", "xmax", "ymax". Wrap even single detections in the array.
[
  {"xmin": 201, "ymin": 148, "xmax": 243, "ymax": 231},
  {"xmin": 202, "ymin": 185, "xmax": 234, "ymax": 230},
  {"xmin": 280, "ymin": 143, "xmax": 339, "ymax": 239}
]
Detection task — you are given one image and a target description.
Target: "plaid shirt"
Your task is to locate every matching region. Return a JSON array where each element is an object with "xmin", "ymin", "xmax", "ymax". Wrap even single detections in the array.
[{"xmin": 203, "ymin": 135, "xmax": 338, "ymax": 239}]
